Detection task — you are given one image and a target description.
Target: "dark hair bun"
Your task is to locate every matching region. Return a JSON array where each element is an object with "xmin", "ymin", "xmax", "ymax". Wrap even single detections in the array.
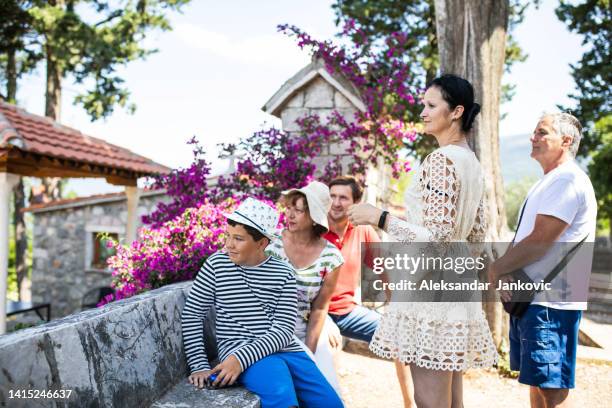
[
  {"xmin": 463, "ymin": 103, "xmax": 481, "ymax": 132},
  {"xmin": 427, "ymin": 74, "xmax": 480, "ymax": 133}
]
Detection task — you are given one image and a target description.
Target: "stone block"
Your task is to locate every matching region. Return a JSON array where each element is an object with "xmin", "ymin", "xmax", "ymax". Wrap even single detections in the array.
[
  {"xmin": 137, "ymin": 206, "xmax": 149, "ymax": 218},
  {"xmin": 63, "ymin": 222, "xmax": 76, "ymax": 232},
  {"xmin": 309, "ymin": 108, "xmax": 334, "ymax": 124},
  {"xmin": 33, "ymin": 248, "xmax": 48, "ymax": 259},
  {"xmin": 91, "ymin": 207, "xmax": 104, "ymax": 216},
  {"xmin": 32, "ymin": 258, "xmax": 46, "ymax": 271},
  {"xmin": 339, "ymin": 155, "xmax": 356, "ymax": 174},
  {"xmin": 304, "ymin": 77, "xmax": 334, "ymax": 108},
  {"xmin": 319, "ymin": 143, "xmax": 329, "ymax": 155},
  {"xmin": 312, "ymin": 157, "xmax": 332, "ymax": 177},
  {"xmin": 335, "ymin": 108, "xmax": 358, "ymax": 124},
  {"xmin": 286, "ymin": 91, "xmax": 304, "ymax": 108},
  {"xmin": 329, "ymin": 140, "xmax": 352, "ymax": 156},
  {"xmin": 57, "ymin": 228, "xmax": 69, "ymax": 240},
  {"xmin": 153, "ymin": 382, "xmax": 259, "ymax": 408},
  {"xmin": 334, "ymin": 91, "xmax": 353, "ymax": 108},
  {"xmin": 100, "ymin": 215, "xmax": 113, "ymax": 226},
  {"xmin": 281, "ymin": 108, "xmax": 309, "ymax": 132},
  {"xmin": 38, "ymin": 216, "xmax": 48, "ymax": 227}
]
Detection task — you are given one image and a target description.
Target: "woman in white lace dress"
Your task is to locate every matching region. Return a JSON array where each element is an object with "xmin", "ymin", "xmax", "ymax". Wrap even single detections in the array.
[{"xmin": 349, "ymin": 74, "xmax": 498, "ymax": 407}]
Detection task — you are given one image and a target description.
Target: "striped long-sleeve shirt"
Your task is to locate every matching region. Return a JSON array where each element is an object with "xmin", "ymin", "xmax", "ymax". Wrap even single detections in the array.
[{"xmin": 181, "ymin": 251, "xmax": 302, "ymax": 374}]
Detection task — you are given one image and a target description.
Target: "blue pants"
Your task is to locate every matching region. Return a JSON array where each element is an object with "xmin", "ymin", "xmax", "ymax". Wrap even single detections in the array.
[
  {"xmin": 330, "ymin": 305, "xmax": 381, "ymax": 343},
  {"xmin": 239, "ymin": 351, "xmax": 343, "ymax": 408},
  {"xmin": 510, "ymin": 305, "xmax": 582, "ymax": 389}
]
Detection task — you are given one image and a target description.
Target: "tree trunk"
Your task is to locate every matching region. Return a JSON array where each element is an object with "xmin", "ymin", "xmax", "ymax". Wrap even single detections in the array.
[
  {"xmin": 12, "ymin": 179, "xmax": 27, "ymax": 300},
  {"xmin": 434, "ymin": 0, "xmax": 510, "ymax": 347},
  {"xmin": 45, "ymin": 46, "xmax": 62, "ymax": 121},
  {"xmin": 6, "ymin": 49, "xmax": 17, "ymax": 104},
  {"xmin": 43, "ymin": 45, "xmax": 64, "ymax": 200},
  {"xmin": 6, "ymin": 49, "xmax": 29, "ymax": 301}
]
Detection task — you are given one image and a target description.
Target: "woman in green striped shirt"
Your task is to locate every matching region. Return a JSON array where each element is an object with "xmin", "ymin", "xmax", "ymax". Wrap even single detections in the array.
[{"xmin": 265, "ymin": 181, "xmax": 344, "ymax": 392}]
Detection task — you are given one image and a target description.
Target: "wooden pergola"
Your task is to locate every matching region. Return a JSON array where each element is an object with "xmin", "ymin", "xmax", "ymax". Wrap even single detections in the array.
[{"xmin": 0, "ymin": 100, "xmax": 170, "ymax": 334}]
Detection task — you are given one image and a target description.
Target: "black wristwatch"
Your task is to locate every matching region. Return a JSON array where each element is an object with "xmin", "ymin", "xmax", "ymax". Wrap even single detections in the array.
[{"xmin": 378, "ymin": 210, "xmax": 389, "ymax": 229}]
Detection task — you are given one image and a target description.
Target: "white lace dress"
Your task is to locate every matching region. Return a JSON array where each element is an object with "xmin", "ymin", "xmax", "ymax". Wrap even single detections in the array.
[{"xmin": 369, "ymin": 145, "xmax": 499, "ymax": 371}]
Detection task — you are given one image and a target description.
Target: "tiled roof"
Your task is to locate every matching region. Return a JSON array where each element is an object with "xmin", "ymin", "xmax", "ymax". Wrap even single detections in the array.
[
  {"xmin": 23, "ymin": 189, "xmax": 167, "ymax": 213},
  {"xmin": 0, "ymin": 100, "xmax": 170, "ymax": 176}
]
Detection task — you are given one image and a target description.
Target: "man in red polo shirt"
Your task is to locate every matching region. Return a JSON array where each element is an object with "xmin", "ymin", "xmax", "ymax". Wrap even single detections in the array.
[{"xmin": 324, "ymin": 176, "xmax": 415, "ymax": 407}]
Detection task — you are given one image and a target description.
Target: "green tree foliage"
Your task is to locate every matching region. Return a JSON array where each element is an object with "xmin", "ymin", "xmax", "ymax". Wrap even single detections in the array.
[
  {"xmin": 504, "ymin": 176, "xmax": 538, "ymax": 231},
  {"xmin": 587, "ymin": 116, "xmax": 612, "ymax": 235},
  {"xmin": 556, "ymin": 1, "xmax": 611, "ymax": 232},
  {"xmin": 332, "ymin": 0, "xmax": 531, "ymax": 157},
  {"xmin": 556, "ymin": 0, "xmax": 611, "ymax": 157},
  {"xmin": 0, "ymin": 0, "xmax": 43, "ymax": 102},
  {"xmin": 0, "ymin": 0, "xmax": 190, "ymax": 120}
]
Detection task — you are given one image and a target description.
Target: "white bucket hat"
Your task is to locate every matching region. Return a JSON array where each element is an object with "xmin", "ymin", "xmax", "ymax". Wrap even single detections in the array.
[
  {"xmin": 224, "ymin": 197, "xmax": 279, "ymax": 241},
  {"xmin": 282, "ymin": 181, "xmax": 331, "ymax": 230}
]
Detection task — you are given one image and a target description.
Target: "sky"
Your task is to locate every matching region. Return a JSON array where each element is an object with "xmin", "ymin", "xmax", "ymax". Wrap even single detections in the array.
[{"xmin": 13, "ymin": 0, "xmax": 585, "ymax": 196}]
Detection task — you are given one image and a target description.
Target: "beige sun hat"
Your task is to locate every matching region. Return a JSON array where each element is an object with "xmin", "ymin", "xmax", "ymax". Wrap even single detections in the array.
[{"xmin": 282, "ymin": 181, "xmax": 331, "ymax": 230}]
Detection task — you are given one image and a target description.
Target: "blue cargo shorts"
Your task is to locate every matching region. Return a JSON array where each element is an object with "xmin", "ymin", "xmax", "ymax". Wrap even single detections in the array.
[{"xmin": 509, "ymin": 304, "xmax": 582, "ymax": 389}]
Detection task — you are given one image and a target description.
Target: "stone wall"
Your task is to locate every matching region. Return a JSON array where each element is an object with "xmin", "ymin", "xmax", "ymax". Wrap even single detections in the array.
[
  {"xmin": 278, "ymin": 76, "xmax": 395, "ymax": 206},
  {"xmin": 30, "ymin": 192, "xmax": 169, "ymax": 319},
  {"xmin": 280, "ymin": 77, "xmax": 358, "ymax": 177},
  {"xmin": 0, "ymin": 282, "xmax": 259, "ymax": 408}
]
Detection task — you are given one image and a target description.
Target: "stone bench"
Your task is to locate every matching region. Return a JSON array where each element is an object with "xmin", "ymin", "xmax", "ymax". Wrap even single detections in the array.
[
  {"xmin": 153, "ymin": 382, "xmax": 258, "ymax": 408},
  {"xmin": 0, "ymin": 281, "xmax": 259, "ymax": 407}
]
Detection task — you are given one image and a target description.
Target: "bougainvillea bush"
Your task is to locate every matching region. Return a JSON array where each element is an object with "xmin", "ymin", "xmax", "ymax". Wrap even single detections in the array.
[
  {"xmin": 103, "ymin": 21, "xmax": 424, "ymax": 304},
  {"xmin": 278, "ymin": 23, "xmax": 423, "ymax": 174},
  {"xmin": 142, "ymin": 136, "xmax": 211, "ymax": 228},
  {"xmin": 99, "ymin": 198, "xmax": 235, "ymax": 305}
]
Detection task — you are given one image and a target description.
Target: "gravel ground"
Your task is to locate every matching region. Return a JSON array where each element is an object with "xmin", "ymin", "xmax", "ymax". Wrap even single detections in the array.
[{"xmin": 336, "ymin": 349, "xmax": 612, "ymax": 408}]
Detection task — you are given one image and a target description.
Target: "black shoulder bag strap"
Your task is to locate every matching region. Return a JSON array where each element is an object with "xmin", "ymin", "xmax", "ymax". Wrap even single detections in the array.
[
  {"xmin": 512, "ymin": 198, "xmax": 587, "ymax": 287},
  {"xmin": 504, "ymin": 197, "xmax": 588, "ymax": 317}
]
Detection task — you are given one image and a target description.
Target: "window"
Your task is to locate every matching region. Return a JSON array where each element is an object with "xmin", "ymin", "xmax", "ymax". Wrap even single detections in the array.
[{"xmin": 91, "ymin": 233, "xmax": 119, "ymax": 270}]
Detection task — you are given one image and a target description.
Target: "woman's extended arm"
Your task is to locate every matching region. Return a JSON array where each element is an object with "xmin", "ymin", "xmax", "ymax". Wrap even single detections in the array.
[{"xmin": 349, "ymin": 151, "xmax": 459, "ymax": 243}]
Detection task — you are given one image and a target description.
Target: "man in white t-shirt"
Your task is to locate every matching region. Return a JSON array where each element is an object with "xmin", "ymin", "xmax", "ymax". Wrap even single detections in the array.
[{"xmin": 489, "ymin": 112, "xmax": 596, "ymax": 408}]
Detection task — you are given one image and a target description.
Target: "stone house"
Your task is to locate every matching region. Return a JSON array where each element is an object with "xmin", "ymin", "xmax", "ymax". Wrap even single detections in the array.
[
  {"xmin": 0, "ymin": 100, "xmax": 170, "ymax": 333},
  {"xmin": 25, "ymin": 190, "xmax": 169, "ymax": 318},
  {"xmin": 263, "ymin": 57, "xmax": 394, "ymax": 207}
]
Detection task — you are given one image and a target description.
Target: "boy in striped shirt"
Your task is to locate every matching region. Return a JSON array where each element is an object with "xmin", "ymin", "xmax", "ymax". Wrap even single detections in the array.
[{"xmin": 181, "ymin": 198, "xmax": 343, "ymax": 408}]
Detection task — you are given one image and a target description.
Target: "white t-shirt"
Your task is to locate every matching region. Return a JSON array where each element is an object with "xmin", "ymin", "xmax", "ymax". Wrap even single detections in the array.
[{"xmin": 514, "ymin": 159, "xmax": 597, "ymax": 310}]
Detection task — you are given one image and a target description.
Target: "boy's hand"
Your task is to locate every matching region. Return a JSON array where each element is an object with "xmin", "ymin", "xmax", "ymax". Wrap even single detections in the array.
[
  {"xmin": 188, "ymin": 370, "xmax": 213, "ymax": 389},
  {"xmin": 210, "ymin": 355, "xmax": 243, "ymax": 388}
]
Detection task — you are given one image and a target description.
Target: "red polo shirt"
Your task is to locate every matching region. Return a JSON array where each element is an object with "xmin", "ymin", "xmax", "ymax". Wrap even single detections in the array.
[{"xmin": 324, "ymin": 223, "xmax": 380, "ymax": 315}]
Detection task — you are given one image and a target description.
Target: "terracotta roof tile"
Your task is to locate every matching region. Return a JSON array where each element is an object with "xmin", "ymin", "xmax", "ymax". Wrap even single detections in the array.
[
  {"xmin": 0, "ymin": 101, "xmax": 170, "ymax": 175},
  {"xmin": 23, "ymin": 189, "xmax": 166, "ymax": 213}
]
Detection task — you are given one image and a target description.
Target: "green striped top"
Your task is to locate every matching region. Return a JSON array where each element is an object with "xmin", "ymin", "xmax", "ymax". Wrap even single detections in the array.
[{"xmin": 266, "ymin": 231, "xmax": 344, "ymax": 322}]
